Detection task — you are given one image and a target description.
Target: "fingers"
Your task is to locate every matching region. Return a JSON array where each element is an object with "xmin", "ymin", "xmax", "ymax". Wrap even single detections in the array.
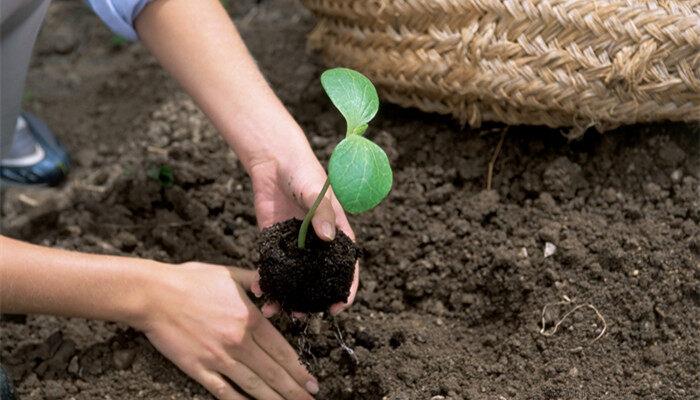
[
  {"xmin": 227, "ymin": 268, "xmax": 259, "ymax": 289},
  {"xmin": 299, "ymin": 181, "xmax": 336, "ymax": 241},
  {"xmin": 217, "ymin": 357, "xmax": 285, "ymax": 400},
  {"xmin": 235, "ymin": 337, "xmax": 315, "ymax": 400},
  {"xmin": 329, "ymin": 261, "xmax": 360, "ymax": 316},
  {"xmin": 290, "ymin": 312, "xmax": 306, "ymax": 320},
  {"xmin": 252, "ymin": 275, "xmax": 282, "ymax": 319},
  {"xmin": 251, "ymin": 278, "xmax": 263, "ymax": 298},
  {"xmin": 310, "ymin": 196, "xmax": 336, "ymax": 241},
  {"xmin": 331, "ymin": 196, "xmax": 355, "ymax": 241},
  {"xmin": 252, "ymin": 317, "xmax": 318, "ymax": 393},
  {"xmin": 261, "ymin": 302, "xmax": 280, "ymax": 318},
  {"xmin": 194, "ymin": 369, "xmax": 247, "ymax": 400}
]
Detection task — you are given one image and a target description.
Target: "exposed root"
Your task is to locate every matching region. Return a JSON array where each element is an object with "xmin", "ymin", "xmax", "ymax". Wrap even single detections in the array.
[
  {"xmin": 332, "ymin": 317, "xmax": 358, "ymax": 364},
  {"xmin": 540, "ymin": 297, "xmax": 607, "ymax": 345},
  {"xmin": 486, "ymin": 128, "xmax": 508, "ymax": 190},
  {"xmin": 295, "ymin": 317, "xmax": 316, "ymax": 368}
]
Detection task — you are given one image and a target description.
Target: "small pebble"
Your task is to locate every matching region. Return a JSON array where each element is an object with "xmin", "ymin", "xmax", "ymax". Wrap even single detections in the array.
[
  {"xmin": 112, "ymin": 349, "xmax": 136, "ymax": 370},
  {"xmin": 544, "ymin": 242, "xmax": 557, "ymax": 258},
  {"xmin": 68, "ymin": 355, "xmax": 80, "ymax": 375},
  {"xmin": 671, "ymin": 169, "xmax": 683, "ymax": 182},
  {"xmin": 518, "ymin": 247, "xmax": 529, "ymax": 259}
]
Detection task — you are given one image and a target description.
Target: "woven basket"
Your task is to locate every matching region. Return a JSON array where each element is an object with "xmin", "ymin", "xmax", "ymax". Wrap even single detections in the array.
[{"xmin": 302, "ymin": 0, "xmax": 700, "ymax": 136}]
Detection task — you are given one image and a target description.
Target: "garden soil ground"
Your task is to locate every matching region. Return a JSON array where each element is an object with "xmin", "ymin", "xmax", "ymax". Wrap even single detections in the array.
[{"xmin": 1, "ymin": 1, "xmax": 698, "ymax": 399}]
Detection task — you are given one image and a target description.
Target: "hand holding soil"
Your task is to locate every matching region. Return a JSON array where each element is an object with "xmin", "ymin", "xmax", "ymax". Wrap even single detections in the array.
[
  {"xmin": 138, "ymin": 262, "xmax": 319, "ymax": 400},
  {"xmin": 248, "ymin": 152, "xmax": 359, "ymax": 317},
  {"xmin": 254, "ymin": 68, "xmax": 391, "ymax": 315}
]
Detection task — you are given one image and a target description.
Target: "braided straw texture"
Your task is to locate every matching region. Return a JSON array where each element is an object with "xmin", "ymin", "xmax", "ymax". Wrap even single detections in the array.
[{"xmin": 302, "ymin": 0, "xmax": 700, "ymax": 135}]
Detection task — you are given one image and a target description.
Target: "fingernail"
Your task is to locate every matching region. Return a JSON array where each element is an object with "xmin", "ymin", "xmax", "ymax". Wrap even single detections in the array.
[
  {"xmin": 262, "ymin": 304, "xmax": 274, "ymax": 318},
  {"xmin": 321, "ymin": 222, "xmax": 335, "ymax": 241},
  {"xmin": 305, "ymin": 380, "xmax": 319, "ymax": 394},
  {"xmin": 251, "ymin": 282, "xmax": 262, "ymax": 298}
]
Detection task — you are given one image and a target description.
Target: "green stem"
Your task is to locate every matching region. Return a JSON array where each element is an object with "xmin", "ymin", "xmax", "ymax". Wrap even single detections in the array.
[{"xmin": 297, "ymin": 178, "xmax": 331, "ymax": 249}]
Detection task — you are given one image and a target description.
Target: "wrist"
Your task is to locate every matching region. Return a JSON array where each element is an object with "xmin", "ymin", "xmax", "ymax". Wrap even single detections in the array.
[
  {"xmin": 213, "ymin": 91, "xmax": 315, "ymax": 175},
  {"xmin": 240, "ymin": 126, "xmax": 315, "ymax": 174},
  {"xmin": 119, "ymin": 259, "xmax": 170, "ymax": 330}
]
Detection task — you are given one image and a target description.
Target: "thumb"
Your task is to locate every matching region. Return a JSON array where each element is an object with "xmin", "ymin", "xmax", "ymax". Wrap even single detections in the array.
[
  {"xmin": 311, "ymin": 195, "xmax": 336, "ymax": 241},
  {"xmin": 303, "ymin": 190, "xmax": 336, "ymax": 241}
]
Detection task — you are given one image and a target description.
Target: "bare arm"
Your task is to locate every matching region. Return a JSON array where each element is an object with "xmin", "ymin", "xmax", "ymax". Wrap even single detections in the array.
[
  {"xmin": 135, "ymin": 0, "xmax": 359, "ymax": 317},
  {"xmin": 0, "ymin": 235, "xmax": 155, "ymax": 322},
  {"xmin": 0, "ymin": 235, "xmax": 318, "ymax": 400},
  {"xmin": 135, "ymin": 0, "xmax": 309, "ymax": 173}
]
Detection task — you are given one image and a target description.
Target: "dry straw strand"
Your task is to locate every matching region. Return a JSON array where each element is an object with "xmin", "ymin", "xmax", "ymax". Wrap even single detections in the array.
[{"xmin": 302, "ymin": 0, "xmax": 700, "ymax": 136}]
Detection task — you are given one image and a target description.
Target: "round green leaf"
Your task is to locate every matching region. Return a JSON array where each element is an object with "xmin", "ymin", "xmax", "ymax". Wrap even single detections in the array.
[
  {"xmin": 321, "ymin": 68, "xmax": 379, "ymax": 136},
  {"xmin": 328, "ymin": 135, "xmax": 393, "ymax": 214}
]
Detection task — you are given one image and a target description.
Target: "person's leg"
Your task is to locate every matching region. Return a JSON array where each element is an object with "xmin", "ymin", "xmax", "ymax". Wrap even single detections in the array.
[
  {"xmin": 1, "ymin": 0, "xmax": 51, "ymax": 158},
  {"xmin": 1, "ymin": 0, "xmax": 70, "ymax": 186}
]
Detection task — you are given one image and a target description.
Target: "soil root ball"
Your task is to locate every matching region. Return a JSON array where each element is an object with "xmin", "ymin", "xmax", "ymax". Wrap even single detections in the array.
[{"xmin": 256, "ymin": 219, "xmax": 359, "ymax": 313}]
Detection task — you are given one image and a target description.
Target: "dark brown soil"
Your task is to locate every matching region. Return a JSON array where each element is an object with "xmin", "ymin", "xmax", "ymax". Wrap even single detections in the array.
[
  {"xmin": 257, "ymin": 219, "xmax": 358, "ymax": 312},
  {"xmin": 1, "ymin": 1, "xmax": 698, "ymax": 399}
]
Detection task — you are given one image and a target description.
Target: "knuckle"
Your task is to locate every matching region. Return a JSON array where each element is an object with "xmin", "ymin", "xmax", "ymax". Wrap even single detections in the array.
[
  {"xmin": 210, "ymin": 381, "xmax": 229, "ymax": 398},
  {"xmin": 241, "ymin": 373, "xmax": 263, "ymax": 392},
  {"xmin": 201, "ymin": 343, "xmax": 222, "ymax": 364},
  {"xmin": 222, "ymin": 329, "xmax": 246, "ymax": 348},
  {"xmin": 231, "ymin": 306, "xmax": 252, "ymax": 323},
  {"xmin": 286, "ymin": 388, "xmax": 312, "ymax": 400},
  {"xmin": 223, "ymin": 357, "xmax": 239, "ymax": 371},
  {"xmin": 244, "ymin": 309, "xmax": 261, "ymax": 328}
]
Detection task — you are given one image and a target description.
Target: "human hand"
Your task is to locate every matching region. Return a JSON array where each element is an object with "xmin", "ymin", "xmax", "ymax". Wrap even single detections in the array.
[
  {"xmin": 248, "ymin": 155, "xmax": 359, "ymax": 317},
  {"xmin": 133, "ymin": 262, "xmax": 319, "ymax": 400}
]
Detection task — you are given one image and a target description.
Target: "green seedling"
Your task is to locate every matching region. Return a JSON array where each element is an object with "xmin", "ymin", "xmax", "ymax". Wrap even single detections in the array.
[
  {"xmin": 110, "ymin": 35, "xmax": 128, "ymax": 49},
  {"xmin": 297, "ymin": 68, "xmax": 393, "ymax": 249},
  {"xmin": 147, "ymin": 165, "xmax": 174, "ymax": 188}
]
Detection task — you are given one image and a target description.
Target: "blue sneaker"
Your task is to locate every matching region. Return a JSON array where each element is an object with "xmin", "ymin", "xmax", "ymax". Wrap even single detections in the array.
[
  {"xmin": 0, "ymin": 365, "xmax": 14, "ymax": 400},
  {"xmin": 0, "ymin": 112, "xmax": 69, "ymax": 186}
]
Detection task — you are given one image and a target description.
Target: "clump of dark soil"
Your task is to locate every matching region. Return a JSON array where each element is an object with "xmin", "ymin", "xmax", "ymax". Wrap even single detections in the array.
[{"xmin": 257, "ymin": 219, "xmax": 359, "ymax": 312}]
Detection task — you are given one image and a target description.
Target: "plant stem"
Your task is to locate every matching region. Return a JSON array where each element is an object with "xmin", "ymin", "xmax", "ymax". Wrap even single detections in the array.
[{"xmin": 297, "ymin": 178, "xmax": 331, "ymax": 249}]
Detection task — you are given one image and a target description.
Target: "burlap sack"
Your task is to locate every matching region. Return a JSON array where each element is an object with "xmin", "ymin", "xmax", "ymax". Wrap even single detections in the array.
[{"xmin": 302, "ymin": 0, "xmax": 700, "ymax": 137}]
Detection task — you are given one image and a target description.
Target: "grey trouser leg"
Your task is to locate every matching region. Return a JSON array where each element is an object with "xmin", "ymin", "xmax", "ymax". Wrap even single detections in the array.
[{"xmin": 1, "ymin": 0, "xmax": 50, "ymax": 158}]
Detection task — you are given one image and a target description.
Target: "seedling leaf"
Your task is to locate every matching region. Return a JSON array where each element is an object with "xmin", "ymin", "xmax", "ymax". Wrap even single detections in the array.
[
  {"xmin": 321, "ymin": 68, "xmax": 379, "ymax": 136},
  {"xmin": 297, "ymin": 67, "xmax": 392, "ymax": 249},
  {"xmin": 147, "ymin": 165, "xmax": 174, "ymax": 188},
  {"xmin": 328, "ymin": 135, "xmax": 392, "ymax": 214}
]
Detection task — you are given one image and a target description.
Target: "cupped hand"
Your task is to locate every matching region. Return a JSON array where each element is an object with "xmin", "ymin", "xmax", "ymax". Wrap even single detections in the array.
[
  {"xmin": 134, "ymin": 262, "xmax": 319, "ymax": 400},
  {"xmin": 248, "ymin": 155, "xmax": 359, "ymax": 317}
]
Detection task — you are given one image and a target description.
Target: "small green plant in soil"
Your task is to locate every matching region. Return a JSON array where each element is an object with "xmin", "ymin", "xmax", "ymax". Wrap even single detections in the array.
[
  {"xmin": 110, "ymin": 35, "xmax": 128, "ymax": 49},
  {"xmin": 297, "ymin": 68, "xmax": 393, "ymax": 249},
  {"xmin": 147, "ymin": 164, "xmax": 174, "ymax": 188},
  {"xmin": 257, "ymin": 68, "xmax": 393, "ymax": 313}
]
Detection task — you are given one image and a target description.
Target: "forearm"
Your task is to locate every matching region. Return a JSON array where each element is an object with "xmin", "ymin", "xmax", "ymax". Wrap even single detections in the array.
[
  {"xmin": 135, "ymin": 0, "xmax": 314, "ymax": 172},
  {"xmin": 0, "ymin": 236, "xmax": 159, "ymax": 325}
]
